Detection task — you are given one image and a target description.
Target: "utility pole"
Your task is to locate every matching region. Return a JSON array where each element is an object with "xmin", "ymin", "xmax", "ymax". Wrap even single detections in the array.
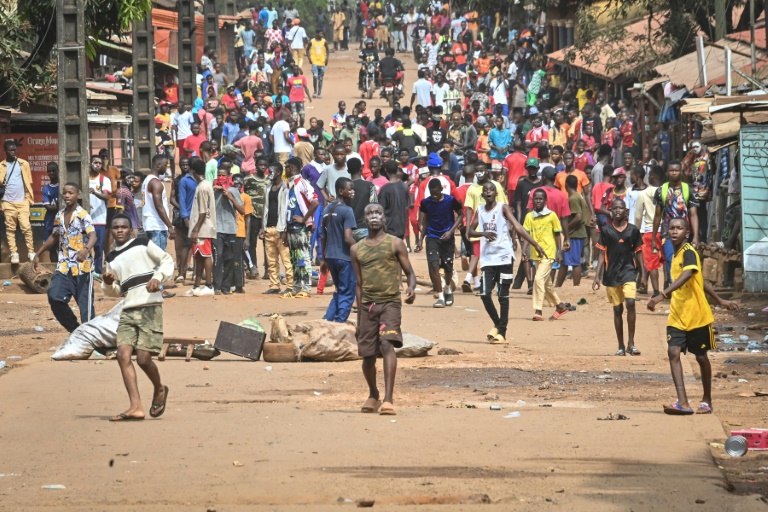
[
  {"xmin": 715, "ymin": 0, "xmax": 726, "ymax": 41},
  {"xmin": 56, "ymin": 0, "xmax": 89, "ymax": 207},
  {"xmin": 132, "ymin": 10, "xmax": 155, "ymax": 175},
  {"xmin": 204, "ymin": 0, "xmax": 220, "ymax": 61},
  {"xmin": 751, "ymin": 0, "xmax": 757, "ymax": 78},
  {"xmin": 178, "ymin": 0, "xmax": 196, "ymax": 106}
]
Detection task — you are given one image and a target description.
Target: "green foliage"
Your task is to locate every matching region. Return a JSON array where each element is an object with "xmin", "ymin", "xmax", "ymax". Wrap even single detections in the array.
[{"xmin": 0, "ymin": 0, "xmax": 152, "ymax": 107}]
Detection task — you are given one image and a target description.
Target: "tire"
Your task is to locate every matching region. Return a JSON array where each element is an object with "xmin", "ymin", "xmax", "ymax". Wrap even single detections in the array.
[
  {"xmin": 367, "ymin": 85, "xmax": 374, "ymax": 99},
  {"xmin": 388, "ymin": 92, "xmax": 396, "ymax": 108}
]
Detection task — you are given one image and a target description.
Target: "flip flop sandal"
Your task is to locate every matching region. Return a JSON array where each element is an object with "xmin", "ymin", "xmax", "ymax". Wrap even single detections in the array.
[
  {"xmin": 662, "ymin": 402, "xmax": 694, "ymax": 415},
  {"xmin": 696, "ymin": 402, "xmax": 713, "ymax": 414},
  {"xmin": 379, "ymin": 404, "xmax": 397, "ymax": 416},
  {"xmin": 549, "ymin": 309, "xmax": 568, "ymax": 320},
  {"xmin": 149, "ymin": 386, "xmax": 169, "ymax": 418},
  {"xmin": 627, "ymin": 346, "xmax": 641, "ymax": 356},
  {"xmin": 280, "ymin": 292, "xmax": 296, "ymax": 299},
  {"xmin": 110, "ymin": 413, "xmax": 145, "ymax": 422},
  {"xmin": 360, "ymin": 398, "xmax": 382, "ymax": 413},
  {"xmin": 532, "ymin": 314, "xmax": 544, "ymax": 321},
  {"xmin": 615, "ymin": 349, "xmax": 626, "ymax": 356},
  {"xmin": 294, "ymin": 291, "xmax": 311, "ymax": 298}
]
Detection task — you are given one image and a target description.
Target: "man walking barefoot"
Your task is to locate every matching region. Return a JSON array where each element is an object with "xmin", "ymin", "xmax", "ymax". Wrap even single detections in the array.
[
  {"xmin": 351, "ymin": 204, "xmax": 416, "ymax": 416},
  {"xmin": 102, "ymin": 214, "xmax": 173, "ymax": 421}
]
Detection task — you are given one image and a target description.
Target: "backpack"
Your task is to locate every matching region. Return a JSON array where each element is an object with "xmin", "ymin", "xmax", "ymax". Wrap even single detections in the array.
[{"xmin": 660, "ymin": 182, "xmax": 689, "ymax": 205}]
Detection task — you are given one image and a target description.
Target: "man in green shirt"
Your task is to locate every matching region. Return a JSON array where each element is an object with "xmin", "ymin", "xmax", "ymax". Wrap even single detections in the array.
[
  {"xmin": 556, "ymin": 174, "xmax": 591, "ymax": 287},
  {"xmin": 243, "ymin": 156, "xmax": 270, "ymax": 278}
]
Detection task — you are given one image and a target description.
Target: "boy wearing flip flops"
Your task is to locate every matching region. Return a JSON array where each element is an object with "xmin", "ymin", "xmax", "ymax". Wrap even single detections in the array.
[
  {"xmin": 647, "ymin": 217, "xmax": 737, "ymax": 415},
  {"xmin": 522, "ymin": 189, "xmax": 570, "ymax": 321},
  {"xmin": 592, "ymin": 198, "xmax": 645, "ymax": 356},
  {"xmin": 102, "ymin": 214, "xmax": 174, "ymax": 421}
]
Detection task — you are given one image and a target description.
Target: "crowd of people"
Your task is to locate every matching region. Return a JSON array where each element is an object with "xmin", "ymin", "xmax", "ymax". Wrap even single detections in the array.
[{"xmin": 0, "ymin": 1, "xmax": 735, "ymax": 419}]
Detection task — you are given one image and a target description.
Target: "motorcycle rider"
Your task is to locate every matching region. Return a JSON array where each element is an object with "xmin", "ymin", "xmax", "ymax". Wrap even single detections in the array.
[
  {"xmin": 358, "ymin": 38, "xmax": 380, "ymax": 92},
  {"xmin": 378, "ymin": 47, "xmax": 405, "ymax": 95}
]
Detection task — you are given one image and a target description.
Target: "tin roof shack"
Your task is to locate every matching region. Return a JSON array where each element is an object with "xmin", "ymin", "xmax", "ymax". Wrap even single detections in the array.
[{"xmin": 674, "ymin": 97, "xmax": 768, "ymax": 292}]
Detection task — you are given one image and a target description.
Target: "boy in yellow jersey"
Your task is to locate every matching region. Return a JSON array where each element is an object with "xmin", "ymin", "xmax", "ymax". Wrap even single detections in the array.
[
  {"xmin": 306, "ymin": 30, "xmax": 330, "ymax": 98},
  {"xmin": 647, "ymin": 218, "xmax": 737, "ymax": 415},
  {"xmin": 523, "ymin": 188, "xmax": 569, "ymax": 321}
]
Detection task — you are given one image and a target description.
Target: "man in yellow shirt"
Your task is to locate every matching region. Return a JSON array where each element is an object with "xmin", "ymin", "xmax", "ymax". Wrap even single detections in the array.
[
  {"xmin": 523, "ymin": 188, "xmax": 569, "ymax": 321},
  {"xmin": 232, "ymin": 174, "xmax": 254, "ymax": 294},
  {"xmin": 647, "ymin": 218, "xmax": 737, "ymax": 416},
  {"xmin": 306, "ymin": 30, "xmax": 330, "ymax": 98}
]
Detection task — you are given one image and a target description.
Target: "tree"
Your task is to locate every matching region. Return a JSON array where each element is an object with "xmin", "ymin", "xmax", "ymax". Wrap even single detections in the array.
[
  {"xmin": 0, "ymin": 0, "xmax": 152, "ymax": 107},
  {"xmin": 537, "ymin": 0, "xmax": 759, "ymax": 81}
]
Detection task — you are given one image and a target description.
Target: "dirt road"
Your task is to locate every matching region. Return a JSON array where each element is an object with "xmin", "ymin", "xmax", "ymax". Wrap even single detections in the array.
[{"xmin": 0, "ymin": 50, "xmax": 767, "ymax": 511}]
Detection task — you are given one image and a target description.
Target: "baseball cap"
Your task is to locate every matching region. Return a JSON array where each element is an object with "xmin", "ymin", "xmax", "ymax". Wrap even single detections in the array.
[
  {"xmin": 541, "ymin": 166, "xmax": 558, "ymax": 180},
  {"xmin": 427, "ymin": 152, "xmax": 443, "ymax": 167},
  {"xmin": 612, "ymin": 168, "xmax": 627, "ymax": 176},
  {"xmin": 296, "ymin": 127, "xmax": 308, "ymax": 137},
  {"xmin": 154, "ymin": 115, "xmax": 164, "ymax": 125},
  {"xmin": 525, "ymin": 157, "xmax": 539, "ymax": 168},
  {"xmin": 476, "ymin": 115, "xmax": 488, "ymax": 126},
  {"xmin": 528, "ymin": 106, "xmax": 540, "ymax": 115}
]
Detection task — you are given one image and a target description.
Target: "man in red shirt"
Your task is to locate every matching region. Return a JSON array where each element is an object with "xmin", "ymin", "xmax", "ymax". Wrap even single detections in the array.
[
  {"xmin": 180, "ymin": 122, "xmax": 207, "ymax": 158},
  {"xmin": 220, "ymin": 85, "xmax": 240, "ymax": 110},
  {"xmin": 358, "ymin": 126, "xmax": 381, "ymax": 179},
  {"xmin": 414, "ymin": 153, "xmax": 456, "ymax": 208},
  {"xmin": 502, "ymin": 139, "xmax": 528, "ymax": 205},
  {"xmin": 527, "ymin": 166, "xmax": 571, "ymax": 245},
  {"xmin": 525, "ymin": 116, "xmax": 548, "ymax": 159},
  {"xmin": 234, "ymin": 120, "xmax": 265, "ymax": 174},
  {"xmin": 286, "ymin": 63, "xmax": 312, "ymax": 127}
]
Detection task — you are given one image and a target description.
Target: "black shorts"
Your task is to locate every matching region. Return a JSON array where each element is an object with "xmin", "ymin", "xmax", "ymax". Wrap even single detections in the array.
[
  {"xmin": 481, "ymin": 263, "xmax": 514, "ymax": 297},
  {"xmin": 357, "ymin": 302, "xmax": 403, "ymax": 357},
  {"xmin": 425, "ymin": 237, "xmax": 455, "ymax": 271},
  {"xmin": 179, "ymin": 223, "xmax": 192, "ymax": 249},
  {"xmin": 667, "ymin": 325, "xmax": 715, "ymax": 355}
]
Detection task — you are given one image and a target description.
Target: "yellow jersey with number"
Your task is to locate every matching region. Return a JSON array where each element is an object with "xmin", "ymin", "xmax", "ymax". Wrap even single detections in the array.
[{"xmin": 669, "ymin": 243, "xmax": 714, "ymax": 331}]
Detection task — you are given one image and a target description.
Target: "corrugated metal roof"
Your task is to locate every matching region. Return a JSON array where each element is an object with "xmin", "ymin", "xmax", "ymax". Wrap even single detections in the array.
[
  {"xmin": 726, "ymin": 28, "xmax": 768, "ymax": 50},
  {"xmin": 547, "ymin": 15, "xmax": 666, "ymax": 81},
  {"xmin": 651, "ymin": 39, "xmax": 760, "ymax": 90}
]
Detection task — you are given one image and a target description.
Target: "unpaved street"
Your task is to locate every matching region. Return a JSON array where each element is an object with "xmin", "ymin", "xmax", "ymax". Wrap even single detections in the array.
[{"xmin": 0, "ymin": 50, "xmax": 767, "ymax": 511}]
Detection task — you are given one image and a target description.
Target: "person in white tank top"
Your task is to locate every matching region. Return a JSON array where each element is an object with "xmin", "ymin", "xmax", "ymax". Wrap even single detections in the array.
[
  {"xmin": 468, "ymin": 182, "xmax": 544, "ymax": 345},
  {"xmin": 141, "ymin": 155, "xmax": 175, "ymax": 253}
]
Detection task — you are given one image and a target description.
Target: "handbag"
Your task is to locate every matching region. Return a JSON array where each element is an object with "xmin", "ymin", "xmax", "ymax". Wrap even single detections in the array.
[{"xmin": 0, "ymin": 161, "xmax": 18, "ymax": 201}]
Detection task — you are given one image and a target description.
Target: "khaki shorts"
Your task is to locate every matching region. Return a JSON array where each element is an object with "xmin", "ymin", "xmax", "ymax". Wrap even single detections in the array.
[
  {"xmin": 117, "ymin": 305, "xmax": 164, "ymax": 354},
  {"xmin": 357, "ymin": 302, "xmax": 403, "ymax": 357},
  {"xmin": 605, "ymin": 281, "xmax": 636, "ymax": 306},
  {"xmin": 376, "ymin": 27, "xmax": 389, "ymax": 44}
]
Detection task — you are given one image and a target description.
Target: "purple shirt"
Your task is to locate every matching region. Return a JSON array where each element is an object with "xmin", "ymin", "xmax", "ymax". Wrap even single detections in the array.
[{"xmin": 302, "ymin": 162, "xmax": 325, "ymax": 207}]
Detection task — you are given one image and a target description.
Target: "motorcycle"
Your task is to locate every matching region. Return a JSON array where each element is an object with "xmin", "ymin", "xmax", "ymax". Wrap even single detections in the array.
[
  {"xmin": 380, "ymin": 76, "xmax": 402, "ymax": 108},
  {"xmin": 360, "ymin": 56, "xmax": 377, "ymax": 100}
]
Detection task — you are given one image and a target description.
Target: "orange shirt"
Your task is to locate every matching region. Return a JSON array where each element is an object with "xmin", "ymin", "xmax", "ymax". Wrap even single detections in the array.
[
  {"xmin": 474, "ymin": 57, "xmax": 491, "ymax": 76},
  {"xmin": 554, "ymin": 169, "xmax": 590, "ymax": 194},
  {"xmin": 236, "ymin": 192, "xmax": 254, "ymax": 238}
]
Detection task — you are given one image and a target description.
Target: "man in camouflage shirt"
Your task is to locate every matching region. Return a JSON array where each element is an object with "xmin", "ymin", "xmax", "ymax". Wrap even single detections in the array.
[{"xmin": 243, "ymin": 156, "xmax": 270, "ymax": 278}]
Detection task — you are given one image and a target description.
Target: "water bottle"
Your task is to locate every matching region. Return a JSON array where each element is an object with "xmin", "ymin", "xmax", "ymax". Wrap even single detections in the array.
[{"xmin": 0, "ymin": 361, "xmax": 7, "ymax": 369}]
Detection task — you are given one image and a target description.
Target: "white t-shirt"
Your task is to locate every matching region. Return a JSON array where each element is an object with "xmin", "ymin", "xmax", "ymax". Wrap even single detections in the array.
[
  {"xmin": 2, "ymin": 160, "xmax": 25, "ymax": 202},
  {"xmin": 412, "ymin": 79, "xmax": 433, "ymax": 108},
  {"xmin": 173, "ymin": 110, "xmax": 194, "ymax": 140},
  {"xmin": 287, "ymin": 26, "xmax": 307, "ymax": 49},
  {"xmin": 432, "ymin": 83, "xmax": 450, "ymax": 109},
  {"xmin": 490, "ymin": 78, "xmax": 508, "ymax": 105},
  {"xmin": 271, "ymin": 120, "xmax": 292, "ymax": 153},
  {"xmin": 88, "ymin": 174, "xmax": 112, "ymax": 225},
  {"xmin": 451, "ymin": 18, "xmax": 465, "ymax": 39}
]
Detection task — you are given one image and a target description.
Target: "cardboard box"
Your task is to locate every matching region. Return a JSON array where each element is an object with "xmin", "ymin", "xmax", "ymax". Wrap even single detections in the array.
[{"xmin": 731, "ymin": 428, "xmax": 768, "ymax": 450}]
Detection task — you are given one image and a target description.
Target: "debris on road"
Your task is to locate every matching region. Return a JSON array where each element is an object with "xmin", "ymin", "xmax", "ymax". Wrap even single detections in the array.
[{"xmin": 598, "ymin": 413, "xmax": 629, "ymax": 421}]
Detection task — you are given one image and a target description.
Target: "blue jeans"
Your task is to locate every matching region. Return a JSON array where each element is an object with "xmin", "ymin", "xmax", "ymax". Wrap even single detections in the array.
[
  {"xmin": 662, "ymin": 237, "xmax": 674, "ymax": 282},
  {"xmin": 323, "ymin": 258, "xmax": 357, "ymax": 322},
  {"xmin": 93, "ymin": 225, "xmax": 106, "ymax": 274},
  {"xmin": 146, "ymin": 230, "xmax": 169, "ymax": 251},
  {"xmin": 310, "ymin": 204, "xmax": 324, "ymax": 261}
]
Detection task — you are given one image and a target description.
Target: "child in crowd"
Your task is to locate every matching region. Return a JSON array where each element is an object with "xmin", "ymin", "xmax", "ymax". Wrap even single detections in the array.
[
  {"xmin": 102, "ymin": 213, "xmax": 173, "ymax": 421},
  {"xmin": 523, "ymin": 189, "xmax": 570, "ymax": 321},
  {"xmin": 593, "ymin": 198, "xmax": 645, "ymax": 356},
  {"xmin": 232, "ymin": 174, "xmax": 254, "ymax": 293},
  {"xmin": 647, "ymin": 218, "xmax": 737, "ymax": 415}
]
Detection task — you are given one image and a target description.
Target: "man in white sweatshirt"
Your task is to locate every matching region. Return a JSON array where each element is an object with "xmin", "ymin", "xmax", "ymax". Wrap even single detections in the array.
[{"xmin": 102, "ymin": 213, "xmax": 174, "ymax": 422}]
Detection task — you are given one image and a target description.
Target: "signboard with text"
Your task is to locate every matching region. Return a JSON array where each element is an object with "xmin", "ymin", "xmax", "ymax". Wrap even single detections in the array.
[{"xmin": 0, "ymin": 133, "xmax": 58, "ymax": 202}]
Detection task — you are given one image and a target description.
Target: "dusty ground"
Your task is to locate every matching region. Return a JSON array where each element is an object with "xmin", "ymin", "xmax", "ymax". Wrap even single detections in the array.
[{"xmin": 0, "ymin": 50, "xmax": 767, "ymax": 511}]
